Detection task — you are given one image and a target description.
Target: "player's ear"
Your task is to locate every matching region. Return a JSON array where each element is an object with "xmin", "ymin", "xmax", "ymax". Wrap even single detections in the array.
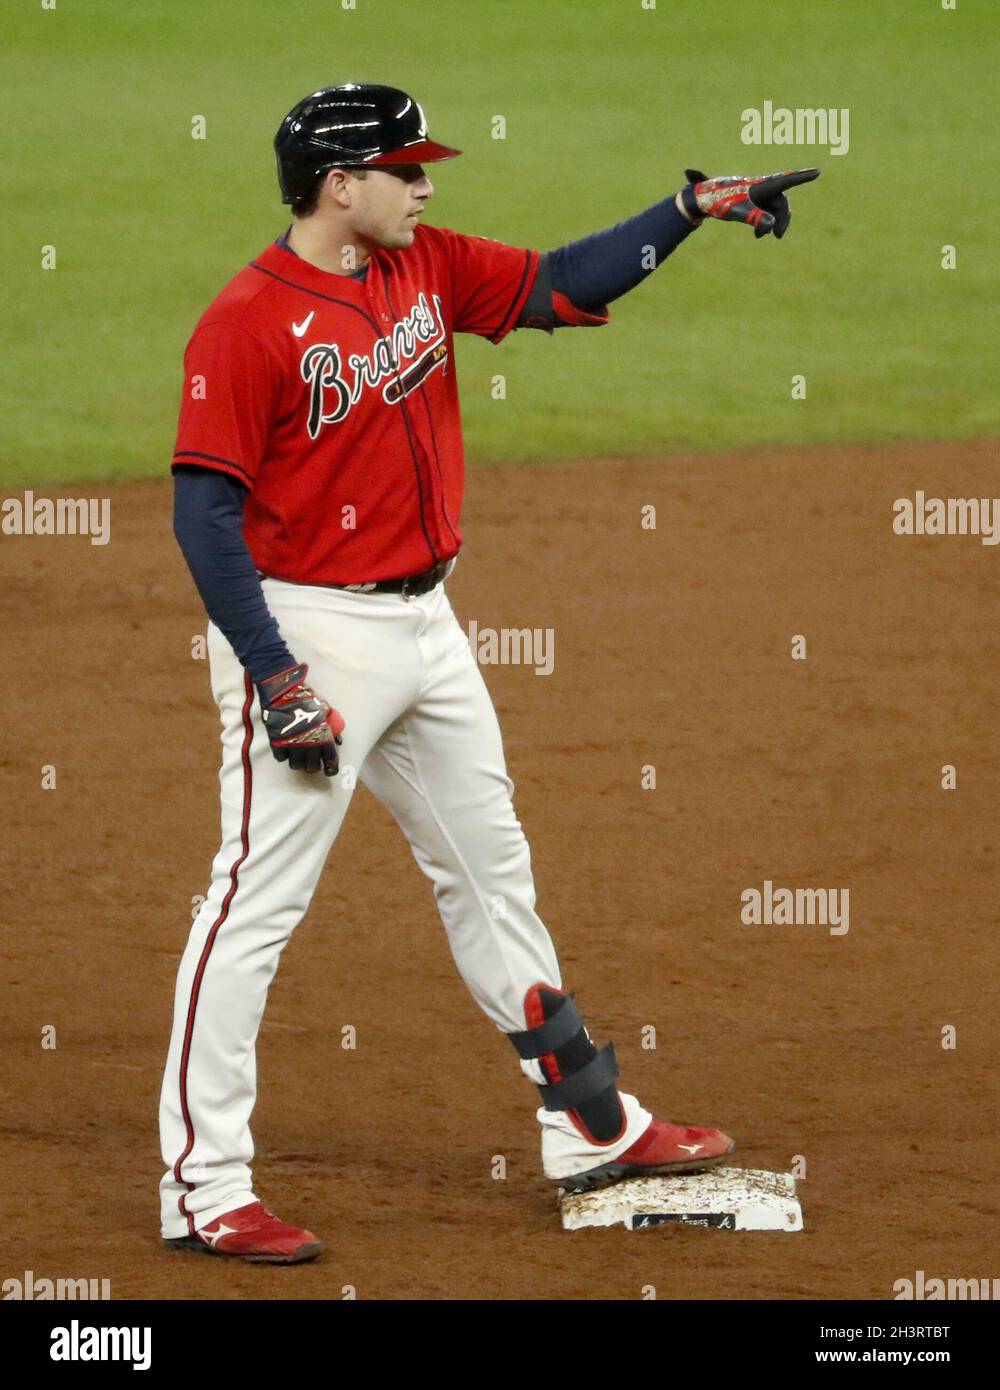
[{"xmin": 324, "ymin": 168, "xmax": 356, "ymax": 209}]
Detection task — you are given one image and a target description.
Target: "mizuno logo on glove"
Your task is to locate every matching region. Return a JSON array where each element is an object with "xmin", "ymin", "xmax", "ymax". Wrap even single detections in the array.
[{"xmin": 258, "ymin": 662, "xmax": 346, "ymax": 777}]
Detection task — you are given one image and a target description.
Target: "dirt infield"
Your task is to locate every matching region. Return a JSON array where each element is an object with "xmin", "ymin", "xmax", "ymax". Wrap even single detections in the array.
[{"xmin": 2, "ymin": 439, "xmax": 998, "ymax": 1300}]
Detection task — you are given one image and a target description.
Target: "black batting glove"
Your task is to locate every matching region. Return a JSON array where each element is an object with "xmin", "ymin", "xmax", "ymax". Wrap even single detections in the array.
[
  {"xmin": 680, "ymin": 167, "xmax": 820, "ymax": 239},
  {"xmin": 258, "ymin": 662, "xmax": 345, "ymax": 777}
]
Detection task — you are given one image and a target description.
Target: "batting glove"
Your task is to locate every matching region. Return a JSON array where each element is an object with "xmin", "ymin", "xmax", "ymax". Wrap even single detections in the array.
[
  {"xmin": 258, "ymin": 663, "xmax": 345, "ymax": 777},
  {"xmin": 680, "ymin": 167, "xmax": 820, "ymax": 239}
]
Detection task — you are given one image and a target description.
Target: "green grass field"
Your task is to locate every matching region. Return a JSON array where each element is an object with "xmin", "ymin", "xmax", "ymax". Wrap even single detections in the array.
[{"xmin": 1, "ymin": 0, "xmax": 996, "ymax": 486}]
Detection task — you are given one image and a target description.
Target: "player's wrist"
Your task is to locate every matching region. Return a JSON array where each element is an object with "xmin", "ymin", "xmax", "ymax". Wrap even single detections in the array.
[
  {"xmin": 258, "ymin": 662, "xmax": 308, "ymax": 705},
  {"xmin": 676, "ymin": 186, "xmax": 702, "ymax": 225}
]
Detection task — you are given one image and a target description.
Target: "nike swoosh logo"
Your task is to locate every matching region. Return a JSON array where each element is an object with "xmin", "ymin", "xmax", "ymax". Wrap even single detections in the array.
[
  {"xmin": 292, "ymin": 311, "xmax": 315, "ymax": 338},
  {"xmin": 677, "ymin": 1143, "xmax": 704, "ymax": 1155}
]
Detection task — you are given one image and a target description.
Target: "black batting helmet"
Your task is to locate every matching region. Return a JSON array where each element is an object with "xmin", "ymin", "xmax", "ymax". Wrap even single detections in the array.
[{"xmin": 274, "ymin": 83, "xmax": 462, "ymax": 204}]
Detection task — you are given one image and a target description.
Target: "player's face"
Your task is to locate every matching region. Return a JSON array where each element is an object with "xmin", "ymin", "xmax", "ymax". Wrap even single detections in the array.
[{"xmin": 350, "ymin": 165, "xmax": 435, "ymax": 250}]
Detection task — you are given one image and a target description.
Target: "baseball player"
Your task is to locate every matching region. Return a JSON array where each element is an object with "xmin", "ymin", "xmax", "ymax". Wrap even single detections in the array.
[{"xmin": 159, "ymin": 83, "xmax": 818, "ymax": 1263}]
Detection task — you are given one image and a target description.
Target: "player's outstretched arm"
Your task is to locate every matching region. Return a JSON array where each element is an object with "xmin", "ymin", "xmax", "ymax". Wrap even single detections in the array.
[
  {"xmin": 677, "ymin": 167, "xmax": 820, "ymax": 239},
  {"xmin": 520, "ymin": 193, "xmax": 696, "ymax": 330},
  {"xmin": 518, "ymin": 167, "xmax": 819, "ymax": 332}
]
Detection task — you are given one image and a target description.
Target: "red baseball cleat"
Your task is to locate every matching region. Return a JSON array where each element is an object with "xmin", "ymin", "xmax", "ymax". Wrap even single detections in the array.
[
  {"xmin": 557, "ymin": 1119, "xmax": 735, "ymax": 1193},
  {"xmin": 164, "ymin": 1201, "xmax": 323, "ymax": 1264}
]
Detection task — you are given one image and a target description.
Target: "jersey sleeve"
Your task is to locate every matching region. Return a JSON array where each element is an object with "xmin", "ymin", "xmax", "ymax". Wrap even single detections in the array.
[
  {"xmin": 434, "ymin": 227, "xmax": 539, "ymax": 344},
  {"xmin": 171, "ymin": 321, "xmax": 281, "ymax": 488}
]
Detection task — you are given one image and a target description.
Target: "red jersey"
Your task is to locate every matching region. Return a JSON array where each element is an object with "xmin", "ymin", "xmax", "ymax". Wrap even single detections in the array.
[{"xmin": 172, "ymin": 227, "xmax": 539, "ymax": 584}]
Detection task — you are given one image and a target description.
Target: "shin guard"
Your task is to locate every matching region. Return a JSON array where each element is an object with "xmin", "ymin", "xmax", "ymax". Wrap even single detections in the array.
[{"xmin": 508, "ymin": 985, "xmax": 626, "ymax": 1143}]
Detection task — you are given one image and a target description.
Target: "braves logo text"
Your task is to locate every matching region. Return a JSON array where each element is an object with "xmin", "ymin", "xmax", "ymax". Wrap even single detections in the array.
[{"xmin": 300, "ymin": 292, "xmax": 447, "ymax": 438}]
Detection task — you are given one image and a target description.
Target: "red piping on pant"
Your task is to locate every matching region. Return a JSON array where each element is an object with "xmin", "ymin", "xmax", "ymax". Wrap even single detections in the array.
[{"xmin": 172, "ymin": 673, "xmax": 255, "ymax": 1234}]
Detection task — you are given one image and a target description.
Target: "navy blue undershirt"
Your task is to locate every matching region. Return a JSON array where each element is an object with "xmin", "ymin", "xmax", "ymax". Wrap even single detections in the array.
[
  {"xmin": 545, "ymin": 194, "xmax": 695, "ymax": 312},
  {"xmin": 175, "ymin": 193, "xmax": 696, "ymax": 688},
  {"xmin": 173, "ymin": 467, "xmax": 294, "ymax": 685}
]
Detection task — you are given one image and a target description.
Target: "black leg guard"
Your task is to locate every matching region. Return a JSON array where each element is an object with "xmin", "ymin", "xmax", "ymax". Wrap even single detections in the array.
[{"xmin": 508, "ymin": 985, "xmax": 626, "ymax": 1143}]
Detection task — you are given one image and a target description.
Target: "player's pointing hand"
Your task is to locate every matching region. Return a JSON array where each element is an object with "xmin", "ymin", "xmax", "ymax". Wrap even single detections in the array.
[
  {"xmin": 259, "ymin": 663, "xmax": 345, "ymax": 777},
  {"xmin": 678, "ymin": 167, "xmax": 820, "ymax": 239}
]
